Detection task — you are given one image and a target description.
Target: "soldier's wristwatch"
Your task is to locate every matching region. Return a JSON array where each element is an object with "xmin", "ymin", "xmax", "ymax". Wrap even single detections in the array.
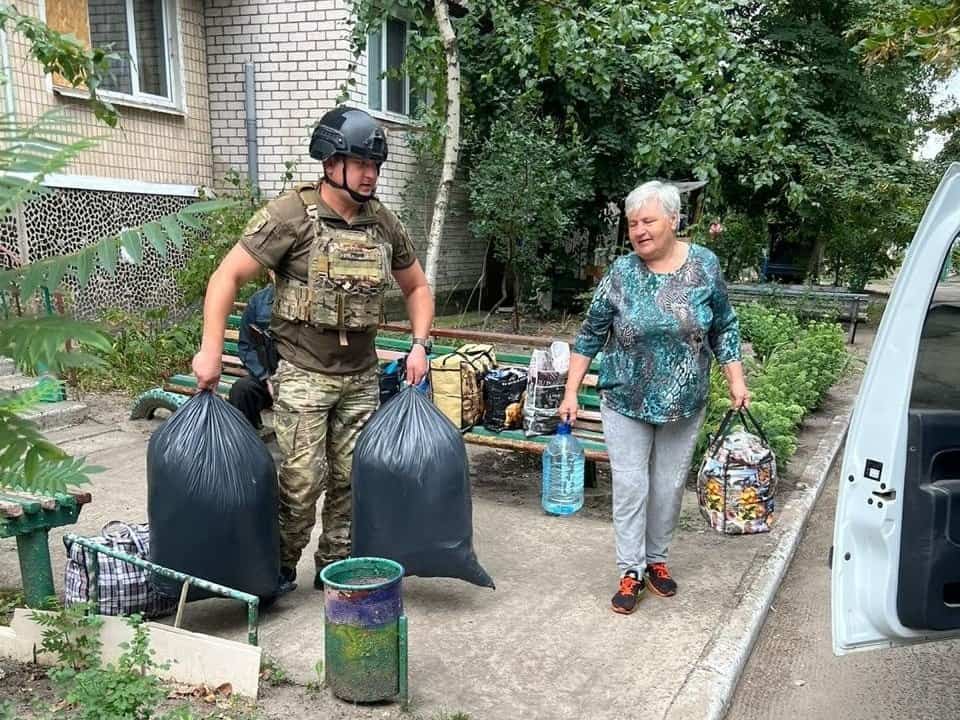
[{"xmin": 411, "ymin": 336, "xmax": 433, "ymax": 354}]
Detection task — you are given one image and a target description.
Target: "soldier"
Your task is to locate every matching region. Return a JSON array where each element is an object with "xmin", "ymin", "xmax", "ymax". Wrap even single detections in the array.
[{"xmin": 191, "ymin": 106, "xmax": 434, "ymax": 592}]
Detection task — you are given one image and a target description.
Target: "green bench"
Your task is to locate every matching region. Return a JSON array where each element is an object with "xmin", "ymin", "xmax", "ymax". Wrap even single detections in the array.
[
  {"xmin": 130, "ymin": 311, "xmax": 610, "ymax": 482},
  {"xmin": 727, "ymin": 283, "xmax": 872, "ymax": 343},
  {"xmin": 0, "ymin": 489, "xmax": 92, "ymax": 607}
]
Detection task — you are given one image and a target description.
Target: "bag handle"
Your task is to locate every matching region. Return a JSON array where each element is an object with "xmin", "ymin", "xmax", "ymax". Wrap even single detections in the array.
[
  {"xmin": 436, "ymin": 347, "xmax": 495, "ymax": 370},
  {"xmin": 101, "ymin": 521, "xmax": 148, "ymax": 557},
  {"xmin": 709, "ymin": 407, "xmax": 769, "ymax": 454}
]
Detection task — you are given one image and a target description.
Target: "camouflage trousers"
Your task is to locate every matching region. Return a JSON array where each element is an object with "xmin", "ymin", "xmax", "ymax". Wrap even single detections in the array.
[{"xmin": 271, "ymin": 360, "xmax": 379, "ymax": 570}]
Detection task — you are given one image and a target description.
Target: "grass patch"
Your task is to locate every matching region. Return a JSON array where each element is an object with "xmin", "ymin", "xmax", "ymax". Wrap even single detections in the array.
[{"xmin": 0, "ymin": 589, "xmax": 23, "ymax": 627}]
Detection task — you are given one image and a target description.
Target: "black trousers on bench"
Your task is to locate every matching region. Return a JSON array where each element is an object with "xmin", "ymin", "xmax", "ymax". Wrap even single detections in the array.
[{"xmin": 228, "ymin": 375, "xmax": 273, "ymax": 429}]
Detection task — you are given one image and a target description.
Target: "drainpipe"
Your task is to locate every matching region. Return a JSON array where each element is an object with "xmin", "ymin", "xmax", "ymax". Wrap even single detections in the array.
[
  {"xmin": 0, "ymin": 27, "xmax": 26, "ymax": 271},
  {"xmin": 244, "ymin": 62, "xmax": 259, "ymax": 195},
  {"xmin": 0, "ymin": 28, "xmax": 15, "ymax": 118}
]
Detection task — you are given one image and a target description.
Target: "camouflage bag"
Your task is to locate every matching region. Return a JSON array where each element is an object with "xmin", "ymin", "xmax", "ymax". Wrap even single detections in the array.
[{"xmin": 430, "ymin": 344, "xmax": 496, "ymax": 429}]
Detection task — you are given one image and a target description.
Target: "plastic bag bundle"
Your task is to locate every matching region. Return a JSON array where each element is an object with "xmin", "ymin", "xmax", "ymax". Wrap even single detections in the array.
[
  {"xmin": 523, "ymin": 341, "xmax": 570, "ymax": 437},
  {"xmin": 352, "ymin": 386, "xmax": 495, "ymax": 588},
  {"xmin": 482, "ymin": 368, "xmax": 527, "ymax": 432},
  {"xmin": 147, "ymin": 392, "xmax": 280, "ymax": 600},
  {"xmin": 64, "ymin": 522, "xmax": 177, "ymax": 618}
]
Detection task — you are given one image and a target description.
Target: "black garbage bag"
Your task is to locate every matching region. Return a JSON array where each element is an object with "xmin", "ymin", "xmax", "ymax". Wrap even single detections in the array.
[
  {"xmin": 352, "ymin": 386, "xmax": 495, "ymax": 588},
  {"xmin": 147, "ymin": 391, "xmax": 280, "ymax": 601}
]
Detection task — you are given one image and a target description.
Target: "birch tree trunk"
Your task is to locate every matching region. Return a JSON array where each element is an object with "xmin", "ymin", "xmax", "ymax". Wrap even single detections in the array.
[{"xmin": 423, "ymin": 0, "xmax": 460, "ymax": 292}]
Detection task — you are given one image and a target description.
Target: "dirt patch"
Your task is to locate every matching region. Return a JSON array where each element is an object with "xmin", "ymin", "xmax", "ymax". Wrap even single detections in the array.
[
  {"xmin": 0, "ymin": 660, "xmax": 61, "ymax": 718},
  {"xmin": 0, "ymin": 660, "xmax": 467, "ymax": 720}
]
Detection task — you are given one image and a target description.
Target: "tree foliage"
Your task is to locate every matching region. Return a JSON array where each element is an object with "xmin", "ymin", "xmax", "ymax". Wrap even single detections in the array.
[
  {"xmin": 348, "ymin": 0, "xmax": 936, "ymax": 294},
  {"xmin": 855, "ymin": 0, "xmax": 960, "ymax": 77},
  {"xmin": 468, "ymin": 107, "xmax": 593, "ymax": 313}
]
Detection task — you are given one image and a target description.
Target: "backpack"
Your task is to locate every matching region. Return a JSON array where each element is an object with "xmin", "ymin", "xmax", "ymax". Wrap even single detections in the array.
[
  {"xmin": 430, "ymin": 344, "xmax": 496, "ymax": 429},
  {"xmin": 697, "ymin": 409, "xmax": 778, "ymax": 535}
]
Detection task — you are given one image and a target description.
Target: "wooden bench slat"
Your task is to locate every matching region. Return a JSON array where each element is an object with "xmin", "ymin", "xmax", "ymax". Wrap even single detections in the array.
[
  {"xmin": 0, "ymin": 501, "xmax": 23, "ymax": 519},
  {"xmin": 380, "ymin": 322, "xmax": 559, "ymax": 348},
  {"xmin": 573, "ymin": 419, "xmax": 603, "ymax": 434},
  {"xmin": 464, "ymin": 427, "xmax": 609, "ymax": 463},
  {"xmin": 2, "ymin": 490, "xmax": 56, "ymax": 510},
  {"xmin": 69, "ymin": 491, "xmax": 92, "ymax": 507},
  {"xmin": 0, "ymin": 494, "xmax": 40, "ymax": 514}
]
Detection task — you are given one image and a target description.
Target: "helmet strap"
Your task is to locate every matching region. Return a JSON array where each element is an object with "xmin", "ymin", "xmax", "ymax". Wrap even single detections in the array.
[{"xmin": 322, "ymin": 159, "xmax": 374, "ymax": 204}]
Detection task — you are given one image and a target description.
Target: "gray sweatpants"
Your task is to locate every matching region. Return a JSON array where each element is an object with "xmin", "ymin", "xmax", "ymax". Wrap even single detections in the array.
[{"xmin": 601, "ymin": 403, "xmax": 706, "ymax": 576}]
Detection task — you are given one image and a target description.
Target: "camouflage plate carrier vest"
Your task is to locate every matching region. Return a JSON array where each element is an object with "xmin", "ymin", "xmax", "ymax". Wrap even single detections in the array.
[{"xmin": 273, "ymin": 184, "xmax": 392, "ymax": 332}]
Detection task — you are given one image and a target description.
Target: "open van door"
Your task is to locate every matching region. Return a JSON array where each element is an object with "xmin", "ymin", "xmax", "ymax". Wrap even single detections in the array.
[{"xmin": 832, "ymin": 164, "xmax": 960, "ymax": 654}]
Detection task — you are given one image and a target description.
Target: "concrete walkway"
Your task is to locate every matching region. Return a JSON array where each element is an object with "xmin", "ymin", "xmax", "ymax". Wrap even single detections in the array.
[{"xmin": 0, "ymin": 377, "xmax": 855, "ymax": 720}]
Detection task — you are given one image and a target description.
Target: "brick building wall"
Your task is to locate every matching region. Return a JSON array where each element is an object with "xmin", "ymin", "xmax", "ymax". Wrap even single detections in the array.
[
  {"xmin": 2, "ymin": 0, "xmax": 213, "ymax": 316},
  {"xmin": 10, "ymin": 0, "xmax": 212, "ymax": 186},
  {"xmin": 203, "ymin": 0, "xmax": 484, "ymax": 297}
]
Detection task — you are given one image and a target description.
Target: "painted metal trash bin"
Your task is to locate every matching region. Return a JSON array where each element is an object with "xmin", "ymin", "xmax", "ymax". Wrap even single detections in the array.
[{"xmin": 320, "ymin": 557, "xmax": 408, "ymax": 705}]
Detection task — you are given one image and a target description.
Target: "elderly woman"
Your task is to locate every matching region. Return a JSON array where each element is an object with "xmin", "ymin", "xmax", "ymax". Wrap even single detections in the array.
[{"xmin": 558, "ymin": 181, "xmax": 749, "ymax": 615}]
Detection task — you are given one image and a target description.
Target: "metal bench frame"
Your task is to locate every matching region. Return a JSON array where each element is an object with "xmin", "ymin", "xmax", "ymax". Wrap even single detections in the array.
[{"xmin": 727, "ymin": 283, "xmax": 872, "ymax": 344}]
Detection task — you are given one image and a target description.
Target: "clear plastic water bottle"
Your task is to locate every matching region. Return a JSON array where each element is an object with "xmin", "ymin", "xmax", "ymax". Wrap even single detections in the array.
[{"xmin": 542, "ymin": 422, "xmax": 585, "ymax": 515}]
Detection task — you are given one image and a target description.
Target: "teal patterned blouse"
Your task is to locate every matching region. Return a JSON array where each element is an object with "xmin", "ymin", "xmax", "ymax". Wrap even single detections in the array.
[{"xmin": 574, "ymin": 244, "xmax": 741, "ymax": 424}]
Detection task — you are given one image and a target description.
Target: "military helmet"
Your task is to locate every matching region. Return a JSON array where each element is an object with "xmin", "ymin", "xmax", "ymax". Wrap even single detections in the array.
[{"xmin": 309, "ymin": 106, "xmax": 388, "ymax": 165}]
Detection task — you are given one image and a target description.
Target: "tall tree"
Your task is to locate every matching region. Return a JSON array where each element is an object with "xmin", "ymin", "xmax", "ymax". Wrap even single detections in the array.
[
  {"xmin": 347, "ymin": 0, "xmax": 466, "ymax": 292},
  {"xmin": 733, "ymin": 0, "xmax": 938, "ymax": 288},
  {"xmin": 423, "ymin": 0, "xmax": 461, "ymax": 291}
]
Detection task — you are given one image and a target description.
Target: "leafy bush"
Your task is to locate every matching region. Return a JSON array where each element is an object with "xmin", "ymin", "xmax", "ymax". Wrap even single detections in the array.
[
  {"xmin": 76, "ymin": 309, "xmax": 200, "ymax": 395},
  {"xmin": 468, "ymin": 105, "xmax": 593, "ymax": 309},
  {"xmin": 697, "ymin": 306, "xmax": 848, "ymax": 471},
  {"xmin": 33, "ymin": 604, "xmax": 168, "ymax": 720},
  {"xmin": 176, "ymin": 168, "xmax": 277, "ymax": 306},
  {"xmin": 737, "ymin": 302, "xmax": 802, "ymax": 360},
  {"xmin": 696, "ymin": 213, "xmax": 768, "ymax": 282}
]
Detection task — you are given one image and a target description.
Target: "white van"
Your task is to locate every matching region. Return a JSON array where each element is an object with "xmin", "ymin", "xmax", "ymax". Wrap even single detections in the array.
[{"xmin": 832, "ymin": 163, "xmax": 960, "ymax": 654}]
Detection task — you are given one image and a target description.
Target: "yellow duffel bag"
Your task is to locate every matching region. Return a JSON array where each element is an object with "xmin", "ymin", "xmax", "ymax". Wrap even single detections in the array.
[{"xmin": 430, "ymin": 344, "xmax": 497, "ymax": 429}]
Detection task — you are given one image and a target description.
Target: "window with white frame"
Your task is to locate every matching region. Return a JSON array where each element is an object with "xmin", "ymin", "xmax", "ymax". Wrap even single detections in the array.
[
  {"xmin": 46, "ymin": 0, "xmax": 180, "ymax": 108},
  {"xmin": 367, "ymin": 16, "xmax": 419, "ymax": 117}
]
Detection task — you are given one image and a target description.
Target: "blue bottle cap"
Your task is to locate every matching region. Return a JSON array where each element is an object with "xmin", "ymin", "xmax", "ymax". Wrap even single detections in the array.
[{"xmin": 557, "ymin": 422, "xmax": 571, "ymax": 435}]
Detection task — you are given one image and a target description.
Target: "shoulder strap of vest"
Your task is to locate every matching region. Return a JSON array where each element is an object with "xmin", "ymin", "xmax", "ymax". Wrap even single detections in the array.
[{"xmin": 295, "ymin": 183, "xmax": 322, "ymax": 208}]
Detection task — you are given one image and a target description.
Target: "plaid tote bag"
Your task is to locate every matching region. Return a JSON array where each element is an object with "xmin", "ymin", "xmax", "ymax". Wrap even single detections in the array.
[{"xmin": 64, "ymin": 521, "xmax": 177, "ymax": 618}]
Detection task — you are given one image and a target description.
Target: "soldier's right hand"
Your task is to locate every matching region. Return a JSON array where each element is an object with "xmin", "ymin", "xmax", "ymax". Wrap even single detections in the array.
[{"xmin": 192, "ymin": 349, "xmax": 222, "ymax": 391}]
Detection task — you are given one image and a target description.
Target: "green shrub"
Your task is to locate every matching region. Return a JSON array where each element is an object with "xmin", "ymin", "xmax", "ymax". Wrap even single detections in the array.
[
  {"xmin": 737, "ymin": 302, "xmax": 802, "ymax": 360},
  {"xmin": 33, "ymin": 605, "xmax": 168, "ymax": 720},
  {"xmin": 176, "ymin": 168, "xmax": 275, "ymax": 306},
  {"xmin": 697, "ymin": 311, "xmax": 847, "ymax": 471},
  {"xmin": 76, "ymin": 308, "xmax": 200, "ymax": 395}
]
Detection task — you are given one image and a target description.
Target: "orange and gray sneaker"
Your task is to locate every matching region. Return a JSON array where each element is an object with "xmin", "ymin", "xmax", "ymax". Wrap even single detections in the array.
[
  {"xmin": 611, "ymin": 570, "xmax": 646, "ymax": 614},
  {"xmin": 645, "ymin": 562, "xmax": 678, "ymax": 597}
]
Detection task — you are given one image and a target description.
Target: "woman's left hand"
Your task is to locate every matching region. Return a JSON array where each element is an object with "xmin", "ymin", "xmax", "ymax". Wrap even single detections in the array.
[{"xmin": 729, "ymin": 380, "xmax": 751, "ymax": 410}]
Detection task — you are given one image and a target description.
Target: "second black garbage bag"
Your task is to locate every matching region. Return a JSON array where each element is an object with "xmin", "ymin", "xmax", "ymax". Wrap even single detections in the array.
[
  {"xmin": 351, "ymin": 385, "xmax": 495, "ymax": 589},
  {"xmin": 147, "ymin": 391, "xmax": 280, "ymax": 601}
]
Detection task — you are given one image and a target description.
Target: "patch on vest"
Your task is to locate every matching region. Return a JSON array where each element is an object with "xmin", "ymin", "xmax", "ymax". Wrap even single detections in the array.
[{"xmin": 243, "ymin": 208, "xmax": 271, "ymax": 236}]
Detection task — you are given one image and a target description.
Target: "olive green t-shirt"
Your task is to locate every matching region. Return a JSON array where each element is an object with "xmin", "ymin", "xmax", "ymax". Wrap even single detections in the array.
[{"xmin": 238, "ymin": 184, "xmax": 417, "ymax": 375}]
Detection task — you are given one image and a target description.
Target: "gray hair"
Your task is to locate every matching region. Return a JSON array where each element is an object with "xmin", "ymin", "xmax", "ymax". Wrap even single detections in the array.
[{"xmin": 624, "ymin": 181, "xmax": 681, "ymax": 225}]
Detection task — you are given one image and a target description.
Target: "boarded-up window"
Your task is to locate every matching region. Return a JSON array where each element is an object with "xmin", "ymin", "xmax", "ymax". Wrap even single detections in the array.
[
  {"xmin": 46, "ymin": 0, "xmax": 174, "ymax": 104},
  {"xmin": 44, "ymin": 0, "xmax": 92, "ymax": 88}
]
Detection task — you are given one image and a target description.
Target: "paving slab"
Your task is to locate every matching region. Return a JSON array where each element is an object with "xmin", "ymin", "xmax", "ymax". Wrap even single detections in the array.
[{"xmin": 0, "ymin": 380, "xmax": 856, "ymax": 720}]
